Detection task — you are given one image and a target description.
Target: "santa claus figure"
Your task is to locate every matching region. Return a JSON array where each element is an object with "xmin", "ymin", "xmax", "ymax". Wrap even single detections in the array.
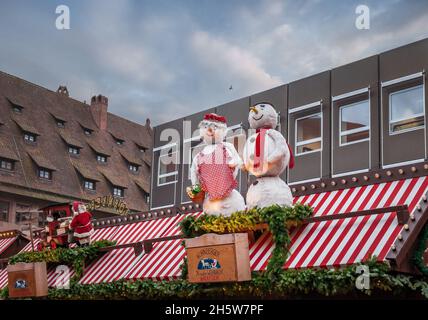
[
  {"xmin": 188, "ymin": 113, "xmax": 246, "ymax": 216},
  {"xmin": 69, "ymin": 201, "xmax": 94, "ymax": 246},
  {"xmin": 243, "ymin": 103, "xmax": 294, "ymax": 209}
]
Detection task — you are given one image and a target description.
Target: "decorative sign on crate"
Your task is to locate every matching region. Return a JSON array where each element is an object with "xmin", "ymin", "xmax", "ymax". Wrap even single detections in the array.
[
  {"xmin": 7, "ymin": 262, "xmax": 48, "ymax": 298},
  {"xmin": 185, "ymin": 233, "xmax": 251, "ymax": 283}
]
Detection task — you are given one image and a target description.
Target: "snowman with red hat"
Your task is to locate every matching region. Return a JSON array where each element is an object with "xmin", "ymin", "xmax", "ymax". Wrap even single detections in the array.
[
  {"xmin": 188, "ymin": 113, "xmax": 246, "ymax": 216},
  {"xmin": 243, "ymin": 103, "xmax": 294, "ymax": 209},
  {"xmin": 69, "ymin": 201, "xmax": 94, "ymax": 246}
]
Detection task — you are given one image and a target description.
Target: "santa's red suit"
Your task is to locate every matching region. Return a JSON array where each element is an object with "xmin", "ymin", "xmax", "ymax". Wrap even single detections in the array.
[{"xmin": 70, "ymin": 201, "xmax": 93, "ymax": 239}]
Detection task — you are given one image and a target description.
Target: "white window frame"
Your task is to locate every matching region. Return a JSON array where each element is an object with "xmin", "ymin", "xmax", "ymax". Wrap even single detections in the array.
[
  {"xmin": 68, "ymin": 146, "xmax": 80, "ymax": 155},
  {"xmin": 129, "ymin": 164, "xmax": 139, "ymax": 172},
  {"xmin": 84, "ymin": 180, "xmax": 95, "ymax": 191},
  {"xmin": 38, "ymin": 168, "xmax": 51, "ymax": 180},
  {"xmin": 0, "ymin": 159, "xmax": 13, "ymax": 170},
  {"xmin": 388, "ymin": 84, "xmax": 425, "ymax": 135},
  {"xmin": 339, "ymin": 100, "xmax": 370, "ymax": 147},
  {"xmin": 295, "ymin": 113, "xmax": 322, "ymax": 156},
  {"xmin": 24, "ymin": 133, "xmax": 36, "ymax": 142},
  {"xmin": 157, "ymin": 148, "xmax": 178, "ymax": 187},
  {"xmin": 97, "ymin": 154, "xmax": 107, "ymax": 163},
  {"xmin": 113, "ymin": 186, "xmax": 124, "ymax": 197}
]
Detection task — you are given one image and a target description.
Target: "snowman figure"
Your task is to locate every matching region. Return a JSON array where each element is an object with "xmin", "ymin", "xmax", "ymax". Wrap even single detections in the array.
[
  {"xmin": 188, "ymin": 113, "xmax": 246, "ymax": 216},
  {"xmin": 243, "ymin": 103, "xmax": 294, "ymax": 209}
]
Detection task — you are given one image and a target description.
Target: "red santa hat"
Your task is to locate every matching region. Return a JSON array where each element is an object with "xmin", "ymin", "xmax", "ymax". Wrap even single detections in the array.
[
  {"xmin": 203, "ymin": 113, "xmax": 227, "ymax": 124},
  {"xmin": 73, "ymin": 201, "xmax": 82, "ymax": 212}
]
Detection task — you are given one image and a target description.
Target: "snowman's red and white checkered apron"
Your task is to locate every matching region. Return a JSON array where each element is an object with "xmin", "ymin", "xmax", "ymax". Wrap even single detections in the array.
[{"xmin": 197, "ymin": 144, "xmax": 237, "ymax": 200}]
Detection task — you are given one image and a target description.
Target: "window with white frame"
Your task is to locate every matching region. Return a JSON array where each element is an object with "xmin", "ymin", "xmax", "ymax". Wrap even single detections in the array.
[
  {"xmin": 339, "ymin": 100, "xmax": 370, "ymax": 145},
  {"xmin": 389, "ymin": 84, "xmax": 424, "ymax": 133},
  {"xmin": 113, "ymin": 186, "xmax": 124, "ymax": 197},
  {"xmin": 84, "ymin": 180, "xmax": 96, "ymax": 191},
  {"xmin": 96, "ymin": 154, "xmax": 107, "ymax": 163},
  {"xmin": 24, "ymin": 132, "xmax": 36, "ymax": 142},
  {"xmin": 158, "ymin": 146, "xmax": 178, "ymax": 186},
  {"xmin": 38, "ymin": 168, "xmax": 52, "ymax": 180},
  {"xmin": 68, "ymin": 146, "xmax": 80, "ymax": 155},
  {"xmin": 129, "ymin": 164, "xmax": 139, "ymax": 172},
  {"xmin": 295, "ymin": 113, "xmax": 322, "ymax": 155},
  {"xmin": 0, "ymin": 158, "xmax": 14, "ymax": 171}
]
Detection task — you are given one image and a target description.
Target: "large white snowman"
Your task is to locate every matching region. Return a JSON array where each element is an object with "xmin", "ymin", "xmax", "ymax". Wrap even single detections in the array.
[
  {"xmin": 189, "ymin": 113, "xmax": 246, "ymax": 216},
  {"xmin": 243, "ymin": 103, "xmax": 294, "ymax": 209}
]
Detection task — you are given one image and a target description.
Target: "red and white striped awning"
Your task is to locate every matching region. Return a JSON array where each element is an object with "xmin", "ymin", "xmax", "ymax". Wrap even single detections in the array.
[
  {"xmin": 0, "ymin": 268, "xmax": 7, "ymax": 289},
  {"xmin": 79, "ymin": 247, "xmax": 138, "ymax": 284},
  {"xmin": 0, "ymin": 237, "xmax": 17, "ymax": 255},
  {"xmin": 91, "ymin": 226, "xmax": 120, "ymax": 242},
  {"xmin": 47, "ymin": 265, "xmax": 75, "ymax": 288},
  {"xmin": 18, "ymin": 238, "xmax": 41, "ymax": 253},
  {"xmin": 80, "ymin": 212, "xmax": 202, "ymax": 284},
  {"xmin": 251, "ymin": 176, "xmax": 428, "ymax": 270},
  {"xmin": 125, "ymin": 239, "xmax": 185, "ymax": 281}
]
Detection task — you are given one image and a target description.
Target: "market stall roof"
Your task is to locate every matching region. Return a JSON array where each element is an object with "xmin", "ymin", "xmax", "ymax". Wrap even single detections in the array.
[
  {"xmin": 0, "ymin": 236, "xmax": 17, "ymax": 255},
  {"xmin": 0, "ymin": 268, "xmax": 7, "ymax": 289},
  {"xmin": 251, "ymin": 176, "xmax": 428, "ymax": 270},
  {"xmin": 79, "ymin": 212, "xmax": 201, "ymax": 284},
  {"xmin": 125, "ymin": 239, "xmax": 184, "ymax": 281}
]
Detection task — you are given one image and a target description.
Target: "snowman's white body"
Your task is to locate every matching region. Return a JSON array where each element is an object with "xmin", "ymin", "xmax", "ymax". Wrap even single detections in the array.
[
  {"xmin": 191, "ymin": 123, "xmax": 246, "ymax": 216},
  {"xmin": 243, "ymin": 104, "xmax": 293, "ymax": 209}
]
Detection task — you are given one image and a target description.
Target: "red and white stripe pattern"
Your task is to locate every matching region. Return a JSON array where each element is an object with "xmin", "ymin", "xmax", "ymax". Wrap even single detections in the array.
[
  {"xmin": 47, "ymin": 266, "xmax": 75, "ymax": 288},
  {"xmin": 0, "ymin": 268, "xmax": 7, "ymax": 289},
  {"xmin": 0, "ymin": 237, "xmax": 17, "ymax": 255},
  {"xmin": 18, "ymin": 238, "xmax": 41, "ymax": 253},
  {"xmin": 79, "ymin": 247, "xmax": 138, "ymax": 284},
  {"xmin": 125, "ymin": 239, "xmax": 185, "ymax": 281},
  {"xmin": 79, "ymin": 212, "xmax": 203, "ymax": 283},
  {"xmin": 92, "ymin": 226, "xmax": 120, "ymax": 242},
  {"xmin": 251, "ymin": 176, "xmax": 428, "ymax": 270}
]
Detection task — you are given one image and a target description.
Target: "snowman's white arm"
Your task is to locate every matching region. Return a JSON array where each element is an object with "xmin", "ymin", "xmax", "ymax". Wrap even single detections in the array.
[
  {"xmin": 190, "ymin": 155, "xmax": 200, "ymax": 186},
  {"xmin": 266, "ymin": 130, "xmax": 288, "ymax": 162},
  {"xmin": 223, "ymin": 142, "xmax": 243, "ymax": 167}
]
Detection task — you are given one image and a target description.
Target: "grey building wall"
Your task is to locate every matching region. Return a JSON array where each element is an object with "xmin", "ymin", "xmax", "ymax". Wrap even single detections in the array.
[{"xmin": 151, "ymin": 38, "xmax": 428, "ymax": 209}]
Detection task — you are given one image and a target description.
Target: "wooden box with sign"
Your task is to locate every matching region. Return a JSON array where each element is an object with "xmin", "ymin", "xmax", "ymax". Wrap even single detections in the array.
[
  {"xmin": 7, "ymin": 262, "xmax": 48, "ymax": 298},
  {"xmin": 185, "ymin": 233, "xmax": 251, "ymax": 283}
]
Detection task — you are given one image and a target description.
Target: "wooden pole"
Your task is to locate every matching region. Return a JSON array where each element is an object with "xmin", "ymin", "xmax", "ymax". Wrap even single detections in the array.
[{"xmin": 29, "ymin": 211, "xmax": 34, "ymax": 252}]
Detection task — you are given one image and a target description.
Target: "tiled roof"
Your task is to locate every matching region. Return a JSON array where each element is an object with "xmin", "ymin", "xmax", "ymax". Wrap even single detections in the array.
[
  {"xmin": 100, "ymin": 169, "xmax": 128, "ymax": 188},
  {"xmin": 13, "ymin": 116, "xmax": 40, "ymax": 135},
  {"xmin": 58, "ymin": 131, "xmax": 84, "ymax": 149},
  {"xmin": 27, "ymin": 149, "xmax": 58, "ymax": 171},
  {"xmin": 0, "ymin": 70, "xmax": 153, "ymax": 212},
  {"xmin": 0, "ymin": 138, "xmax": 19, "ymax": 161},
  {"xmin": 119, "ymin": 150, "xmax": 143, "ymax": 166},
  {"xmin": 71, "ymin": 161, "xmax": 102, "ymax": 181}
]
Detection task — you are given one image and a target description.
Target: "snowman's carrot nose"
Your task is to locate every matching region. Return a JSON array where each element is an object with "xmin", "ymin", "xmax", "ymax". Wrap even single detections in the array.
[{"xmin": 250, "ymin": 107, "xmax": 258, "ymax": 114}]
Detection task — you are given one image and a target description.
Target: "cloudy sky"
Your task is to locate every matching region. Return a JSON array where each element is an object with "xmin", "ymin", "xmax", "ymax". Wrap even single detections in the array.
[{"xmin": 0, "ymin": 0, "xmax": 427, "ymax": 126}]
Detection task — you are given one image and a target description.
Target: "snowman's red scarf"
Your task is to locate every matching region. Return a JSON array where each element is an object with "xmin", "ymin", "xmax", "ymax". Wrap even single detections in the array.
[{"xmin": 254, "ymin": 128, "xmax": 294, "ymax": 171}]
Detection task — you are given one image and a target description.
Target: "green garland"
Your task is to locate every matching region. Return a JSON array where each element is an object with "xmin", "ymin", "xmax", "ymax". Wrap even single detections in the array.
[
  {"xmin": 7, "ymin": 259, "xmax": 424, "ymax": 300},
  {"xmin": 179, "ymin": 203, "xmax": 313, "ymax": 277},
  {"xmin": 8, "ymin": 240, "xmax": 115, "ymax": 282},
  {"xmin": 413, "ymin": 223, "xmax": 428, "ymax": 276}
]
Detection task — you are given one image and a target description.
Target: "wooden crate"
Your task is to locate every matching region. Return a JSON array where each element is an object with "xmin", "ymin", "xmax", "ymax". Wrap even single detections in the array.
[
  {"xmin": 185, "ymin": 233, "xmax": 251, "ymax": 283},
  {"xmin": 7, "ymin": 262, "xmax": 48, "ymax": 298}
]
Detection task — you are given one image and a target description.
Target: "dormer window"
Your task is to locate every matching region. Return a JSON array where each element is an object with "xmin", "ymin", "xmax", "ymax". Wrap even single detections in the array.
[
  {"xmin": 68, "ymin": 146, "xmax": 80, "ymax": 155},
  {"xmin": 113, "ymin": 186, "xmax": 124, "ymax": 198},
  {"xmin": 129, "ymin": 164, "xmax": 139, "ymax": 172},
  {"xmin": 97, "ymin": 154, "xmax": 107, "ymax": 163},
  {"xmin": 84, "ymin": 179, "xmax": 96, "ymax": 191},
  {"xmin": 24, "ymin": 132, "xmax": 36, "ymax": 143},
  {"xmin": 84, "ymin": 128, "xmax": 93, "ymax": 136},
  {"xmin": 57, "ymin": 120, "xmax": 66, "ymax": 128},
  {"xmin": 0, "ymin": 158, "xmax": 14, "ymax": 171},
  {"xmin": 38, "ymin": 167, "xmax": 52, "ymax": 180},
  {"xmin": 115, "ymin": 139, "xmax": 125, "ymax": 146},
  {"xmin": 13, "ymin": 106, "xmax": 23, "ymax": 113}
]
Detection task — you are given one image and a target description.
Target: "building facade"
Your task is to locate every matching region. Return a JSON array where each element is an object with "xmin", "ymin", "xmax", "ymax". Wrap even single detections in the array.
[
  {"xmin": 0, "ymin": 72, "xmax": 152, "ymax": 231},
  {"xmin": 150, "ymin": 38, "xmax": 428, "ymax": 210}
]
